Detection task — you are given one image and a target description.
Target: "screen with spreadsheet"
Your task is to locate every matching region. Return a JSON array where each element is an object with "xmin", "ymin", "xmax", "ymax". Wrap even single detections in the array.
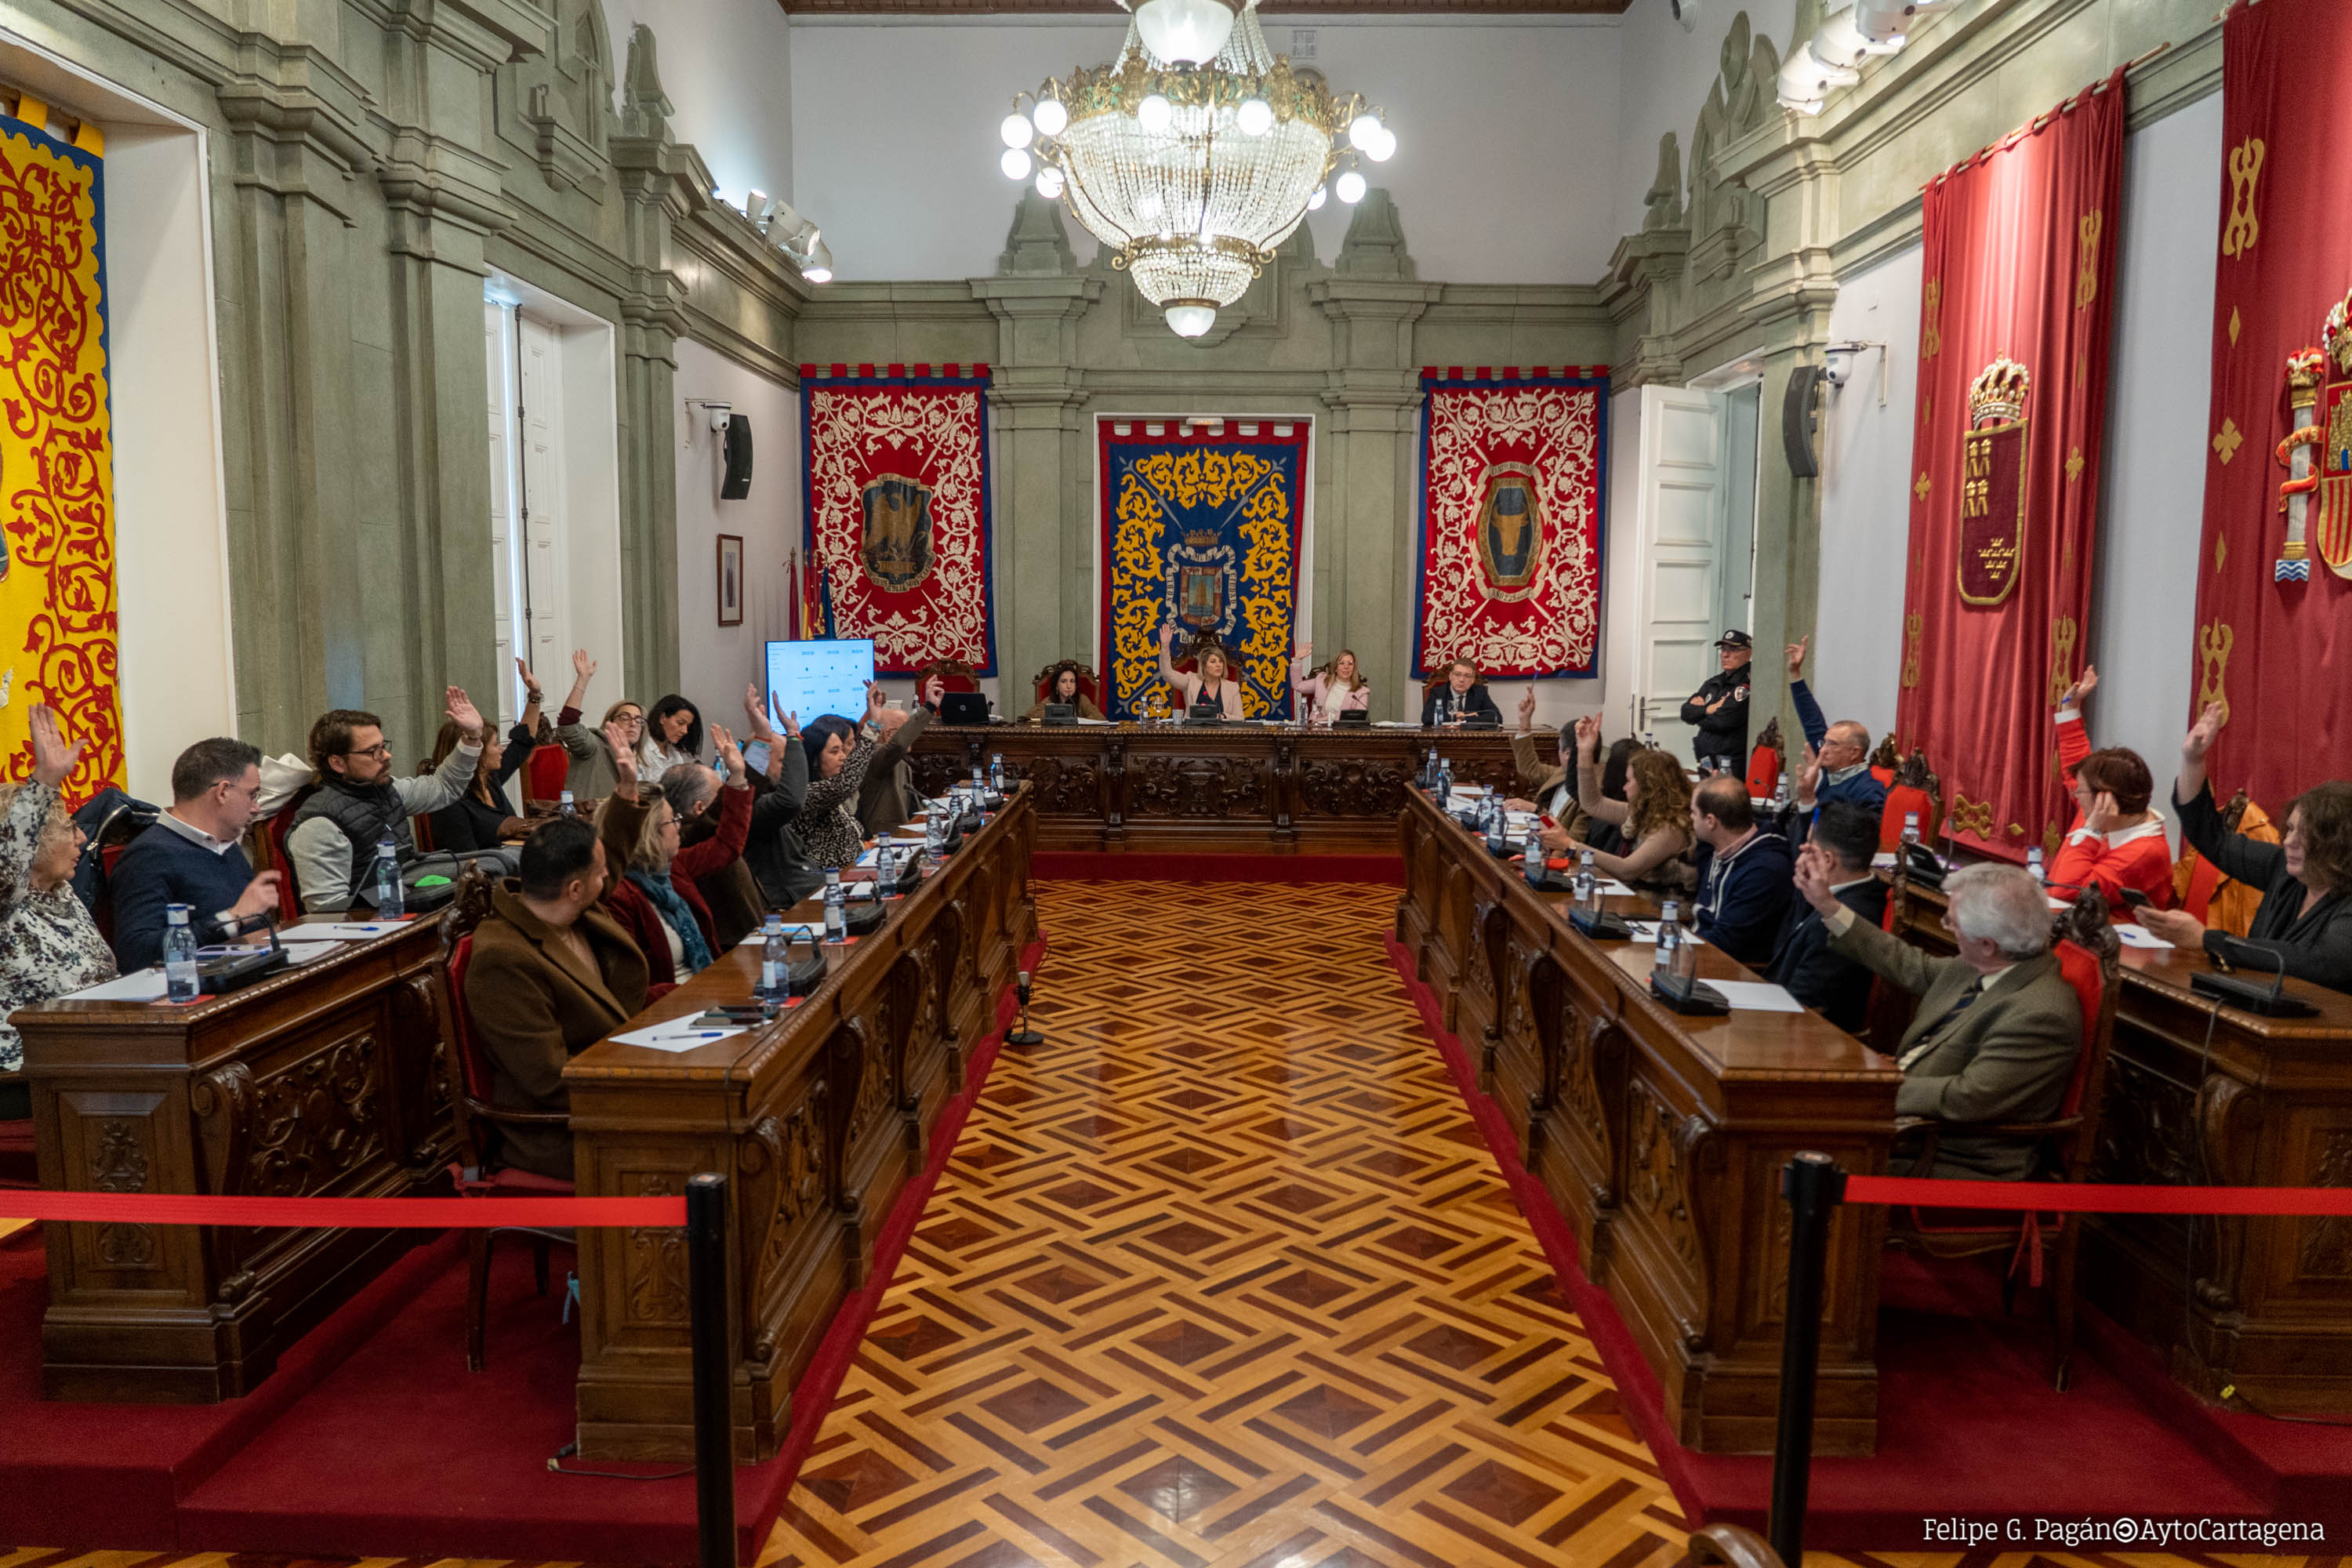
[{"xmin": 763, "ymin": 639, "xmax": 874, "ymax": 728}]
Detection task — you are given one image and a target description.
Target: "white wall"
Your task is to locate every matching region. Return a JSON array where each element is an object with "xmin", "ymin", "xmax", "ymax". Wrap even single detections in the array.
[
  {"xmin": 602, "ymin": 0, "xmax": 795, "ymax": 208},
  {"xmin": 1809, "ymin": 242, "xmax": 1920, "ymax": 748},
  {"xmin": 1613, "ymin": 0, "xmax": 1798, "ymax": 241},
  {"xmin": 2089, "ymin": 89, "xmax": 2220, "ymax": 833},
  {"xmin": 789, "ymin": 16, "xmax": 1625, "ymax": 284},
  {"xmin": 1808, "ymin": 93, "xmax": 2223, "ymax": 847},
  {"xmin": 670, "ymin": 339, "xmax": 800, "ymax": 724}
]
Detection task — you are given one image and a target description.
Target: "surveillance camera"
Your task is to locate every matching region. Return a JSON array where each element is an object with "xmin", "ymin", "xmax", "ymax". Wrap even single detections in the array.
[
  {"xmin": 1820, "ymin": 352, "xmax": 1853, "ymax": 387},
  {"xmin": 699, "ymin": 401, "xmax": 734, "ymax": 434}
]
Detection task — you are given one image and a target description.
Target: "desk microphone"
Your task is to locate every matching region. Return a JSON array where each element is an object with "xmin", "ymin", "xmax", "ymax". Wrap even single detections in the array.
[
  {"xmin": 2191, "ymin": 938, "xmax": 2315, "ymax": 1017},
  {"xmin": 1006, "ymin": 969, "xmax": 1045, "ymax": 1047}
]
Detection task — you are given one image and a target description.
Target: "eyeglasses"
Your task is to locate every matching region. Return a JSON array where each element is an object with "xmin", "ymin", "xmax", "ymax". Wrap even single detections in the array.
[{"xmin": 345, "ymin": 742, "xmax": 391, "ymax": 760}]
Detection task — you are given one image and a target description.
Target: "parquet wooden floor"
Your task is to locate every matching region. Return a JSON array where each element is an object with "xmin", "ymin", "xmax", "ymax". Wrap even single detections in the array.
[{"xmin": 11, "ymin": 885, "xmax": 2332, "ymax": 1568}]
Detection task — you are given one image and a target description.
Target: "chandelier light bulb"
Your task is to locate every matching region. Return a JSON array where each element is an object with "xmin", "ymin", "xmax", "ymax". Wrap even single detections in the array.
[
  {"xmin": 1000, "ymin": 147, "xmax": 1033, "ymax": 180},
  {"xmin": 1307, "ymin": 184, "xmax": 1327, "ymax": 210},
  {"xmin": 1335, "ymin": 169, "xmax": 1367, "ymax": 204},
  {"xmin": 1133, "ymin": 0, "xmax": 1239, "ymax": 66},
  {"xmin": 1348, "ymin": 112, "xmax": 1383, "ymax": 149},
  {"xmin": 1032, "ymin": 96, "xmax": 1069, "ymax": 136},
  {"xmin": 1236, "ymin": 96, "xmax": 1275, "ymax": 136},
  {"xmin": 1000, "ymin": 111, "xmax": 1035, "ymax": 149},
  {"xmin": 1364, "ymin": 125, "xmax": 1396, "ymax": 162},
  {"xmin": 1036, "ymin": 165, "xmax": 1066, "ymax": 198},
  {"xmin": 1138, "ymin": 93, "xmax": 1174, "ymax": 134},
  {"xmin": 1165, "ymin": 301, "xmax": 1218, "ymax": 338}
]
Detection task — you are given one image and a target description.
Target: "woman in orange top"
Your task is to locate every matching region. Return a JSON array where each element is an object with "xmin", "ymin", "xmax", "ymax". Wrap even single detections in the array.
[{"xmin": 2050, "ymin": 665, "xmax": 2173, "ymax": 909}]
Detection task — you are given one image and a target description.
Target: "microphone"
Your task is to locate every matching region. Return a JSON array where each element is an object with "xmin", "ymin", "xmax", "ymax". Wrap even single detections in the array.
[
  {"xmin": 1006, "ymin": 968, "xmax": 1044, "ymax": 1047},
  {"xmin": 2192, "ymin": 936, "xmax": 2316, "ymax": 1016}
]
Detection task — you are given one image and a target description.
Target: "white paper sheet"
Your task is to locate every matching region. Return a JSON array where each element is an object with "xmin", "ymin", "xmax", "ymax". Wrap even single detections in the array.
[
  {"xmin": 1871, "ymin": 851, "xmax": 1898, "ymax": 869},
  {"xmin": 281, "ymin": 942, "xmax": 345, "ymax": 965},
  {"xmin": 64, "ymin": 970, "xmax": 168, "ymax": 1002},
  {"xmin": 1622, "ymin": 923, "xmax": 1706, "ymax": 947},
  {"xmin": 277, "ymin": 920, "xmax": 411, "ymax": 941},
  {"xmin": 1075, "ymin": 716, "xmax": 1115, "ymax": 726},
  {"xmin": 1373, "ymin": 720, "xmax": 1419, "ymax": 728},
  {"xmin": 2114, "ymin": 924, "xmax": 2176, "ymax": 950},
  {"xmin": 1706, "ymin": 980, "xmax": 1807, "ymax": 1014},
  {"xmin": 738, "ymin": 922, "xmax": 826, "ymax": 945},
  {"xmin": 612, "ymin": 1021, "xmax": 749, "ymax": 1053}
]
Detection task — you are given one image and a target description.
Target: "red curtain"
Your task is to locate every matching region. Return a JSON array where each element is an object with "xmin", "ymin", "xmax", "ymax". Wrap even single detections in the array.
[
  {"xmin": 2189, "ymin": 0, "xmax": 2352, "ymax": 811},
  {"xmin": 1894, "ymin": 71, "xmax": 2125, "ymax": 862}
]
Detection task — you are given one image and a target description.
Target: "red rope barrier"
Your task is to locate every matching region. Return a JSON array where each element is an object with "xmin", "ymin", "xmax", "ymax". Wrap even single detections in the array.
[
  {"xmin": 0, "ymin": 1192, "xmax": 685, "ymax": 1228},
  {"xmin": 1845, "ymin": 1174, "xmax": 2352, "ymax": 1216}
]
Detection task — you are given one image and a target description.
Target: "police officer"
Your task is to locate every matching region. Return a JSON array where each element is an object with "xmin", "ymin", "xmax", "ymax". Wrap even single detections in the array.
[{"xmin": 1680, "ymin": 630, "xmax": 1753, "ymax": 771}]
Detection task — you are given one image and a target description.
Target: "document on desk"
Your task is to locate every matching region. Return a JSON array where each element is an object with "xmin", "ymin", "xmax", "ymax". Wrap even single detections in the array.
[
  {"xmin": 277, "ymin": 920, "xmax": 411, "ymax": 941},
  {"xmin": 1075, "ymin": 716, "xmax": 1114, "ymax": 726},
  {"xmin": 612, "ymin": 1021, "xmax": 749, "ymax": 1053},
  {"xmin": 65, "ymin": 970, "xmax": 169, "ymax": 1002},
  {"xmin": 2114, "ymin": 924, "xmax": 2176, "ymax": 950},
  {"xmin": 1621, "ymin": 922, "xmax": 1705, "ymax": 946},
  {"xmin": 281, "ymin": 942, "xmax": 345, "ymax": 965},
  {"xmin": 1373, "ymin": 720, "xmax": 1419, "ymax": 728},
  {"xmin": 738, "ymin": 922, "xmax": 825, "ymax": 943},
  {"xmin": 1706, "ymin": 980, "xmax": 1807, "ymax": 1013}
]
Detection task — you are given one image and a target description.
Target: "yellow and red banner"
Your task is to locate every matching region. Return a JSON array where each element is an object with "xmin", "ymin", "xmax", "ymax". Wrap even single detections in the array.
[{"xmin": 0, "ymin": 99, "xmax": 118, "ymax": 798}]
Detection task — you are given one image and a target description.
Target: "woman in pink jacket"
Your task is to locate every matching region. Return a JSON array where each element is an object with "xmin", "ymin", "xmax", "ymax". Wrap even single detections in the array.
[{"xmin": 1291, "ymin": 642, "xmax": 1370, "ymax": 724}]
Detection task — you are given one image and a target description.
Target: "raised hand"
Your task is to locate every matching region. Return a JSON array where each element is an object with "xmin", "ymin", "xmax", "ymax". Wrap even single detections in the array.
[
  {"xmin": 516, "ymin": 657, "xmax": 543, "ymax": 700},
  {"xmin": 1159, "ymin": 621, "xmax": 1177, "ymax": 647},
  {"xmin": 2183, "ymin": 701, "xmax": 2227, "ymax": 761},
  {"xmin": 866, "ymin": 681, "xmax": 890, "ymax": 718},
  {"xmin": 572, "ymin": 648, "xmax": 597, "ymax": 681},
  {"xmin": 711, "ymin": 722, "xmax": 744, "ymax": 781},
  {"xmin": 1516, "ymin": 687, "xmax": 1537, "ymax": 730},
  {"xmin": 26, "ymin": 706, "xmax": 82, "ymax": 788},
  {"xmin": 445, "ymin": 686, "xmax": 485, "ymax": 740},
  {"xmin": 775, "ymin": 701, "xmax": 802, "ymax": 739},
  {"xmin": 1787, "ymin": 635, "xmax": 1809, "ymax": 676},
  {"xmin": 1793, "ymin": 840, "xmax": 1841, "ymax": 914},
  {"xmin": 604, "ymin": 719, "xmax": 640, "ymax": 790},
  {"xmin": 1573, "ymin": 713, "xmax": 1602, "ymax": 760},
  {"xmin": 2058, "ymin": 663, "xmax": 2100, "ymax": 709},
  {"xmin": 1798, "ymin": 739, "xmax": 1823, "ymax": 797}
]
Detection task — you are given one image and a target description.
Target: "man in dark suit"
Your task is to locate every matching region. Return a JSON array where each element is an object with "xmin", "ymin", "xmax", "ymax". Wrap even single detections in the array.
[
  {"xmin": 1688, "ymin": 775, "xmax": 1792, "ymax": 967},
  {"xmin": 1797, "ymin": 855, "xmax": 2081, "ymax": 1179},
  {"xmin": 1766, "ymin": 801, "xmax": 1886, "ymax": 1033},
  {"xmin": 1421, "ymin": 659, "xmax": 1504, "ymax": 728}
]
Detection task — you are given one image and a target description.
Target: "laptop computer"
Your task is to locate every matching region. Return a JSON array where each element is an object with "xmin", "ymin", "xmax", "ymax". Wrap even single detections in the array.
[{"xmin": 940, "ymin": 692, "xmax": 991, "ymax": 725}]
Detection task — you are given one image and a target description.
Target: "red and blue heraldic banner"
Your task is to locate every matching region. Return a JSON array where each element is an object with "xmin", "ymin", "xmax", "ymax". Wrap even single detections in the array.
[
  {"xmin": 1413, "ymin": 367, "xmax": 1609, "ymax": 679},
  {"xmin": 1099, "ymin": 418, "xmax": 1307, "ymax": 719},
  {"xmin": 800, "ymin": 363, "xmax": 996, "ymax": 675},
  {"xmin": 2189, "ymin": 0, "xmax": 2352, "ymax": 810}
]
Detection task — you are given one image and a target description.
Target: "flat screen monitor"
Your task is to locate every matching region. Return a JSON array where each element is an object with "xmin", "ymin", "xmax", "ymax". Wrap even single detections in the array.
[{"xmin": 764, "ymin": 638, "xmax": 874, "ymax": 728}]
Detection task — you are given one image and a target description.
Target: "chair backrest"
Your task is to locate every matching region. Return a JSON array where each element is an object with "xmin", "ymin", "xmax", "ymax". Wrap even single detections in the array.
[
  {"xmin": 1746, "ymin": 717, "xmax": 1783, "ymax": 799},
  {"xmin": 1881, "ymin": 782, "xmax": 1940, "ymax": 851},
  {"xmin": 412, "ymin": 812, "xmax": 437, "ymax": 854},
  {"xmin": 528, "ymin": 743, "xmax": 568, "ymax": 804},
  {"xmin": 431, "ymin": 866, "xmax": 503, "ymax": 1167},
  {"xmin": 262, "ymin": 784, "xmax": 314, "ymax": 920},
  {"xmin": 1033, "ymin": 660, "xmax": 1102, "ymax": 710},
  {"xmin": 2049, "ymin": 893, "xmax": 2125, "ymax": 1181}
]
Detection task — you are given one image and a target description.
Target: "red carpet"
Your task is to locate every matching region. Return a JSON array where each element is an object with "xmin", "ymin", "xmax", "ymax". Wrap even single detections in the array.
[
  {"xmin": 1034, "ymin": 849, "xmax": 1402, "ymax": 883},
  {"xmin": 0, "ymin": 935, "xmax": 1045, "ymax": 1562},
  {"xmin": 1382, "ymin": 931, "xmax": 2352, "ymax": 1548}
]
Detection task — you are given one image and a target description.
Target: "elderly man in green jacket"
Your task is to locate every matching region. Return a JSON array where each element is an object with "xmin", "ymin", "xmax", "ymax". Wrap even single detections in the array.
[{"xmin": 1791, "ymin": 857, "xmax": 2081, "ymax": 1179}]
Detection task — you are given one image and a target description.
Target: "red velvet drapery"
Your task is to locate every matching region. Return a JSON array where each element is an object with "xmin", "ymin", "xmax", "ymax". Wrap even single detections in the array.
[
  {"xmin": 1893, "ymin": 70, "xmax": 2125, "ymax": 862},
  {"xmin": 2188, "ymin": 0, "xmax": 2352, "ymax": 811}
]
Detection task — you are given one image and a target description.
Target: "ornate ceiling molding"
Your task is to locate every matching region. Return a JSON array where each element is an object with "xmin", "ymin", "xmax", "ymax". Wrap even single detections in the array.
[{"xmin": 780, "ymin": 0, "xmax": 1627, "ymax": 14}]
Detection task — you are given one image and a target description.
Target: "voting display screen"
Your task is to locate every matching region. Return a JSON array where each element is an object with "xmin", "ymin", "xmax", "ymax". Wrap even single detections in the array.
[{"xmin": 764, "ymin": 639, "xmax": 874, "ymax": 727}]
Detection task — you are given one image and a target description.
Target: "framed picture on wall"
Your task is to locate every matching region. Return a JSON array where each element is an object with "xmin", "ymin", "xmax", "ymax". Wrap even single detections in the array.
[{"xmin": 717, "ymin": 534, "xmax": 744, "ymax": 626}]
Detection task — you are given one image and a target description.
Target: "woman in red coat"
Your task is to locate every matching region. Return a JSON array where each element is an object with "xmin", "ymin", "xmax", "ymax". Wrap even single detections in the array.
[{"xmin": 2051, "ymin": 666, "xmax": 2174, "ymax": 909}]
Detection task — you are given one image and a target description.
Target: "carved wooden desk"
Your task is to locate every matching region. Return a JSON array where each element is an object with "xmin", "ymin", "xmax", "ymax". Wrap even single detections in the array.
[
  {"xmin": 1887, "ymin": 880, "xmax": 2352, "ymax": 1414},
  {"xmin": 1396, "ymin": 790, "xmax": 1900, "ymax": 1454},
  {"xmin": 17, "ymin": 918, "xmax": 453, "ymax": 1402},
  {"xmin": 911, "ymin": 723, "xmax": 1556, "ymax": 853},
  {"xmin": 567, "ymin": 789, "xmax": 1037, "ymax": 1461}
]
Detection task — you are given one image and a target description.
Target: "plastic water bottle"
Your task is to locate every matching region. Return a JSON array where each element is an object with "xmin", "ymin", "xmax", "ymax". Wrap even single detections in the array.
[
  {"xmin": 1901, "ymin": 811, "xmax": 1921, "ymax": 851},
  {"xmin": 877, "ymin": 846, "xmax": 899, "ymax": 898},
  {"xmin": 1772, "ymin": 771, "xmax": 1790, "ymax": 811},
  {"xmin": 760, "ymin": 914, "xmax": 787, "ymax": 996},
  {"xmin": 1574, "ymin": 848, "xmax": 1598, "ymax": 914},
  {"xmin": 970, "ymin": 764, "xmax": 985, "ymax": 800},
  {"xmin": 373, "ymin": 833, "xmax": 403, "ymax": 916},
  {"xmin": 1524, "ymin": 834, "xmax": 1546, "ymax": 887},
  {"xmin": 559, "ymin": 789, "xmax": 577, "ymax": 818},
  {"xmin": 1654, "ymin": 899, "xmax": 1681, "ymax": 976},
  {"xmin": 163, "ymin": 904, "xmax": 200, "ymax": 1003},
  {"xmin": 925, "ymin": 809, "xmax": 945, "ymax": 857},
  {"xmin": 1437, "ymin": 759, "xmax": 1454, "ymax": 804},
  {"xmin": 1485, "ymin": 799, "xmax": 1505, "ymax": 855},
  {"xmin": 823, "ymin": 869, "xmax": 847, "ymax": 942},
  {"xmin": 989, "ymin": 753, "xmax": 1006, "ymax": 794},
  {"xmin": 2027, "ymin": 846, "xmax": 2046, "ymax": 887}
]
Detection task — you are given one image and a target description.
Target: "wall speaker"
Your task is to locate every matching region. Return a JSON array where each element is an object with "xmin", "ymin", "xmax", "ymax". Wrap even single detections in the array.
[
  {"xmin": 1781, "ymin": 364, "xmax": 1825, "ymax": 479},
  {"xmin": 720, "ymin": 413, "xmax": 754, "ymax": 499}
]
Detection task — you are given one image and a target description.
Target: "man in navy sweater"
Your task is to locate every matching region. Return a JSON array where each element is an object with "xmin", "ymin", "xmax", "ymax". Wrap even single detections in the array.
[
  {"xmin": 1785, "ymin": 635, "xmax": 1888, "ymax": 831},
  {"xmin": 1689, "ymin": 774, "xmax": 1794, "ymax": 967},
  {"xmin": 110, "ymin": 739, "xmax": 285, "ymax": 971}
]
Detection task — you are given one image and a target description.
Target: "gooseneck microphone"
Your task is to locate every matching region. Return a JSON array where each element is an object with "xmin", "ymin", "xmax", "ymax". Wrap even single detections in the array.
[{"xmin": 1006, "ymin": 968, "xmax": 1044, "ymax": 1047}]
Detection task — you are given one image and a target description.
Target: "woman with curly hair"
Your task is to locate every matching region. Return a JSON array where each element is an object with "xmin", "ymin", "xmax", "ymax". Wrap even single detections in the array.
[{"xmin": 1552, "ymin": 715, "xmax": 1696, "ymax": 895}]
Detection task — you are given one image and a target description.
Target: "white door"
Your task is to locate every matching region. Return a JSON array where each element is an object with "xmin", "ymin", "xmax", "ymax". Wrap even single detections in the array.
[
  {"xmin": 1633, "ymin": 384, "xmax": 1728, "ymax": 764},
  {"xmin": 516, "ymin": 315, "xmax": 570, "ymax": 698},
  {"xmin": 485, "ymin": 300, "xmax": 521, "ymax": 724}
]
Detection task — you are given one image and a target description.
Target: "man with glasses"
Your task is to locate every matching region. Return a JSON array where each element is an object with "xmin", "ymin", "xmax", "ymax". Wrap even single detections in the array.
[
  {"xmin": 109, "ymin": 737, "xmax": 286, "ymax": 969},
  {"xmin": 287, "ymin": 690, "xmax": 485, "ymax": 911},
  {"xmin": 1785, "ymin": 634, "xmax": 1887, "ymax": 829}
]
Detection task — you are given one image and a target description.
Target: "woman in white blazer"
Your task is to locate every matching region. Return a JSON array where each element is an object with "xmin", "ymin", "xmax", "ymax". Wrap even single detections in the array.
[{"xmin": 1157, "ymin": 623, "xmax": 1247, "ymax": 718}]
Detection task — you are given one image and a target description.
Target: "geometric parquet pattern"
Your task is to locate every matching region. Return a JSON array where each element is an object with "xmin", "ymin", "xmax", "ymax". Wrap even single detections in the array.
[
  {"xmin": 16, "ymin": 886, "xmax": 2333, "ymax": 1568},
  {"xmin": 764, "ymin": 879, "xmax": 1677, "ymax": 1568}
]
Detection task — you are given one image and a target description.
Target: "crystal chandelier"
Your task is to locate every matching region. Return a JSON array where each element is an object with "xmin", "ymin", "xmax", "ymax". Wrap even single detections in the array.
[{"xmin": 997, "ymin": 0, "xmax": 1396, "ymax": 339}]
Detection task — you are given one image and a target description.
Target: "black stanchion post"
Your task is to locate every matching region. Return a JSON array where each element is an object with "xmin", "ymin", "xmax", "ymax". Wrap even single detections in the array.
[
  {"xmin": 687, "ymin": 1172, "xmax": 736, "ymax": 1568},
  {"xmin": 1768, "ymin": 1151, "xmax": 1846, "ymax": 1568},
  {"xmin": 1006, "ymin": 969, "xmax": 1044, "ymax": 1047}
]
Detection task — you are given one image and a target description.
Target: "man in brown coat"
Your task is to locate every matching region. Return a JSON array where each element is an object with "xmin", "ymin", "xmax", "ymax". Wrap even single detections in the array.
[{"xmin": 464, "ymin": 814, "xmax": 651, "ymax": 1180}]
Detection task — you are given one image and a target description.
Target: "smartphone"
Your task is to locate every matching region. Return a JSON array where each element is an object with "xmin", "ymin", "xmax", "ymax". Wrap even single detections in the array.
[{"xmin": 2119, "ymin": 887, "xmax": 2151, "ymax": 909}]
